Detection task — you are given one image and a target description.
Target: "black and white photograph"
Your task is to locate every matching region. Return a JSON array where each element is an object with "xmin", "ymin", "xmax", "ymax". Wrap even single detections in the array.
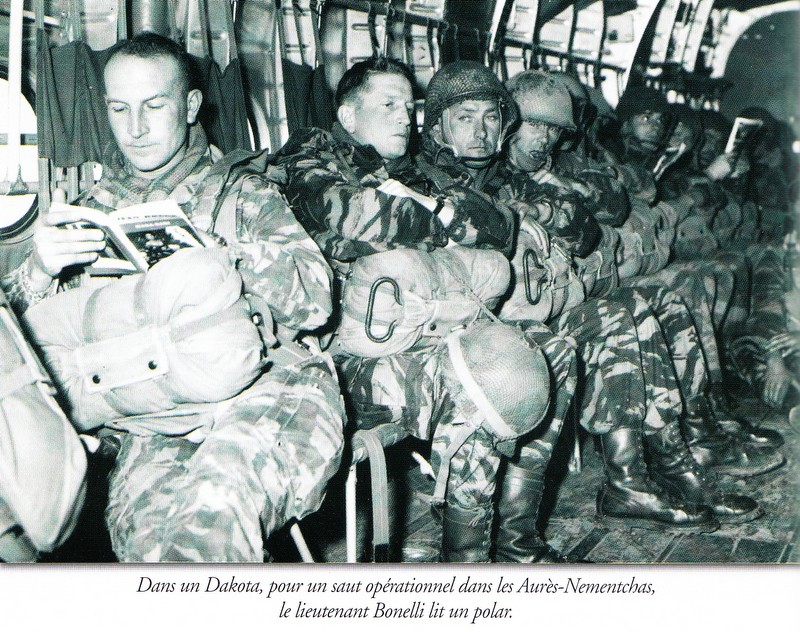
[{"xmin": 0, "ymin": 0, "xmax": 797, "ymax": 629}]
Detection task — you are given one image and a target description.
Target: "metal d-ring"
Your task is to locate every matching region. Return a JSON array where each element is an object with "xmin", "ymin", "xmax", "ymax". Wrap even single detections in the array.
[
  {"xmin": 523, "ymin": 248, "xmax": 548, "ymax": 305},
  {"xmin": 365, "ymin": 276, "xmax": 401, "ymax": 343}
]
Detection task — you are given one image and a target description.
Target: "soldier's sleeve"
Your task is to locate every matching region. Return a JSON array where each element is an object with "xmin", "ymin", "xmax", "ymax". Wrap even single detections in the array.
[
  {"xmin": 436, "ymin": 184, "xmax": 515, "ymax": 256},
  {"xmin": 573, "ymin": 164, "xmax": 631, "ymax": 227},
  {"xmin": 0, "ymin": 254, "xmax": 58, "ymax": 314},
  {"xmin": 617, "ymin": 162, "xmax": 657, "ymax": 204},
  {"xmin": 277, "ymin": 130, "xmax": 447, "ymax": 261},
  {"xmin": 231, "ymin": 173, "xmax": 334, "ymax": 332},
  {"xmin": 502, "ymin": 176, "xmax": 601, "ymax": 258}
]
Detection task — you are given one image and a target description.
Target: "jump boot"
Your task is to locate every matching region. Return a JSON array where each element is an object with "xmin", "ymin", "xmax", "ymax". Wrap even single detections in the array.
[
  {"xmin": 708, "ymin": 386, "xmax": 784, "ymax": 449},
  {"xmin": 441, "ymin": 503, "xmax": 493, "ymax": 562},
  {"xmin": 596, "ymin": 428, "xmax": 719, "ymax": 533},
  {"xmin": 400, "ymin": 467, "xmax": 442, "ymax": 562},
  {"xmin": 494, "ymin": 462, "xmax": 578, "ymax": 563},
  {"xmin": 683, "ymin": 397, "xmax": 785, "ymax": 477},
  {"xmin": 646, "ymin": 422, "xmax": 763, "ymax": 524}
]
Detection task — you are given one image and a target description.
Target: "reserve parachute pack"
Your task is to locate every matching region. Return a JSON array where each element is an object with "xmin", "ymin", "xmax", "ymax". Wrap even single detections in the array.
[
  {"xmin": 499, "ymin": 218, "xmax": 585, "ymax": 324},
  {"xmin": 0, "ymin": 287, "xmax": 86, "ymax": 561},
  {"xmin": 338, "ymin": 244, "xmax": 510, "ymax": 357},
  {"xmin": 24, "ymin": 248, "xmax": 270, "ymax": 434}
]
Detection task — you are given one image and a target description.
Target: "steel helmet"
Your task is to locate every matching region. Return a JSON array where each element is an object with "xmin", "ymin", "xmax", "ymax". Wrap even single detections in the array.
[
  {"xmin": 423, "ymin": 61, "xmax": 518, "ymax": 135},
  {"xmin": 506, "ymin": 70, "xmax": 577, "ymax": 131}
]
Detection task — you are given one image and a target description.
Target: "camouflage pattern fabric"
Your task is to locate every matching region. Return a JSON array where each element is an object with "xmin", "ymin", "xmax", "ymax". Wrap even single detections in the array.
[
  {"xmin": 6, "ymin": 124, "xmax": 345, "ymax": 561},
  {"xmin": 714, "ymin": 251, "xmax": 752, "ymax": 339},
  {"xmin": 276, "ymin": 125, "xmax": 519, "ymax": 514},
  {"xmin": 626, "ymin": 265, "xmax": 730, "ymax": 385},
  {"xmin": 553, "ymin": 148, "xmax": 631, "ymax": 227},
  {"xmin": 412, "ymin": 135, "xmax": 600, "ymax": 259},
  {"xmin": 496, "ymin": 169, "xmax": 601, "ymax": 258},
  {"xmin": 564, "ymin": 136, "xmax": 733, "ymax": 372},
  {"xmin": 604, "ymin": 287, "xmax": 684, "ymax": 433},
  {"xmin": 551, "ymin": 299, "xmax": 648, "ymax": 435},
  {"xmin": 624, "ymin": 285, "xmax": 708, "ymax": 399},
  {"xmin": 2, "ymin": 126, "xmax": 334, "ymax": 332},
  {"xmin": 106, "ymin": 353, "xmax": 345, "ymax": 561},
  {"xmin": 728, "ymin": 244, "xmax": 799, "ymax": 393},
  {"xmin": 514, "ymin": 324, "xmax": 578, "ymax": 469},
  {"xmin": 273, "ymin": 125, "xmax": 515, "ymax": 263},
  {"xmin": 335, "ymin": 340, "xmax": 501, "ymax": 509}
]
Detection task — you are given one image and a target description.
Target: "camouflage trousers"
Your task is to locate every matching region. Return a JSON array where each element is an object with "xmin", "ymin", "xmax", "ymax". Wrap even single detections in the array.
[
  {"xmin": 511, "ymin": 296, "xmax": 667, "ymax": 469},
  {"xmin": 715, "ymin": 251, "xmax": 752, "ymax": 338},
  {"xmin": 619, "ymin": 284, "xmax": 710, "ymax": 398},
  {"xmin": 105, "ymin": 353, "xmax": 345, "ymax": 562},
  {"xmin": 337, "ymin": 339, "xmax": 504, "ymax": 510},
  {"xmin": 552, "ymin": 299, "xmax": 649, "ymax": 435},
  {"xmin": 626, "ymin": 266, "xmax": 727, "ymax": 384},
  {"xmin": 606, "ymin": 287, "xmax": 685, "ymax": 433},
  {"xmin": 514, "ymin": 323, "xmax": 578, "ymax": 469},
  {"xmin": 728, "ymin": 245, "xmax": 797, "ymax": 395},
  {"xmin": 671, "ymin": 251, "xmax": 751, "ymax": 338}
]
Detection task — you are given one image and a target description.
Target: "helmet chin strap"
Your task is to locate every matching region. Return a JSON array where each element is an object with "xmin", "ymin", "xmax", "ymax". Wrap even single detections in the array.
[{"xmin": 442, "ymin": 109, "xmax": 459, "ymax": 157}]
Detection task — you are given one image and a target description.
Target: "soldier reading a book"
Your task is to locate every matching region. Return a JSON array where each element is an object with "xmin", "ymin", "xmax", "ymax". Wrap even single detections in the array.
[{"xmin": 0, "ymin": 32, "xmax": 345, "ymax": 562}]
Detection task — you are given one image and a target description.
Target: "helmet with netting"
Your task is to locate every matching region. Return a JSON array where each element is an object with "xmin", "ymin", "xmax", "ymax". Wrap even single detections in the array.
[
  {"xmin": 423, "ymin": 61, "xmax": 518, "ymax": 135},
  {"xmin": 446, "ymin": 321, "xmax": 550, "ymax": 441},
  {"xmin": 506, "ymin": 70, "xmax": 577, "ymax": 131}
]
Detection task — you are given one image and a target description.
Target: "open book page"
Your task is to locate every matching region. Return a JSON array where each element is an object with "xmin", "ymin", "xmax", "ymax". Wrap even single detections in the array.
[
  {"xmin": 52, "ymin": 199, "xmax": 205, "ymax": 276},
  {"xmin": 725, "ymin": 116, "xmax": 763, "ymax": 157}
]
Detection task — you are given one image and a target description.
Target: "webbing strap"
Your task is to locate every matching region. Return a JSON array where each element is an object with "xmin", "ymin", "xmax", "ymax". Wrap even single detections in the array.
[
  {"xmin": 420, "ymin": 423, "xmax": 474, "ymax": 508},
  {"xmin": 354, "ymin": 429, "xmax": 390, "ymax": 561},
  {"xmin": 82, "ymin": 275, "xmax": 148, "ymax": 345},
  {"xmin": 116, "ymin": 0, "xmax": 127, "ymax": 40},
  {"xmin": 290, "ymin": 0, "xmax": 308, "ymax": 66},
  {"xmin": 168, "ymin": 304, "xmax": 244, "ymax": 342},
  {"xmin": 446, "ymin": 329, "xmax": 515, "ymax": 439},
  {"xmin": 309, "ymin": 0, "xmax": 325, "ymax": 66}
]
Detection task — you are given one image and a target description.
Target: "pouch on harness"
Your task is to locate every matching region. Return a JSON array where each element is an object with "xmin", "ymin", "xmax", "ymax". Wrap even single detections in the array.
[
  {"xmin": 337, "ymin": 245, "xmax": 510, "ymax": 357},
  {"xmin": 24, "ymin": 248, "xmax": 270, "ymax": 433},
  {"xmin": 499, "ymin": 218, "xmax": 584, "ymax": 324},
  {"xmin": 0, "ymin": 288, "xmax": 86, "ymax": 561}
]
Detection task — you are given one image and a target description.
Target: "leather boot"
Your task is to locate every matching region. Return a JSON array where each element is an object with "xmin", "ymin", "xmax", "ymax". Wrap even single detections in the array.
[
  {"xmin": 708, "ymin": 386, "xmax": 784, "ymax": 449},
  {"xmin": 683, "ymin": 397, "xmax": 785, "ymax": 478},
  {"xmin": 400, "ymin": 467, "xmax": 441, "ymax": 563},
  {"xmin": 441, "ymin": 503, "xmax": 492, "ymax": 563},
  {"xmin": 596, "ymin": 428, "xmax": 719, "ymax": 533},
  {"xmin": 716, "ymin": 417, "xmax": 784, "ymax": 450},
  {"xmin": 645, "ymin": 422, "xmax": 763, "ymax": 524},
  {"xmin": 495, "ymin": 462, "xmax": 578, "ymax": 563}
]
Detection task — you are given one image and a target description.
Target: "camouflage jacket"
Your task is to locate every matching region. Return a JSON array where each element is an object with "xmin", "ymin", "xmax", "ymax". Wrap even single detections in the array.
[
  {"xmin": 552, "ymin": 148, "xmax": 631, "ymax": 227},
  {"xmin": 604, "ymin": 140, "xmax": 660, "ymax": 204},
  {"xmin": 1, "ymin": 126, "xmax": 332, "ymax": 332},
  {"xmin": 498, "ymin": 164, "xmax": 601, "ymax": 258},
  {"xmin": 273, "ymin": 124, "xmax": 514, "ymax": 264},
  {"xmin": 416, "ymin": 136, "xmax": 599, "ymax": 258}
]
